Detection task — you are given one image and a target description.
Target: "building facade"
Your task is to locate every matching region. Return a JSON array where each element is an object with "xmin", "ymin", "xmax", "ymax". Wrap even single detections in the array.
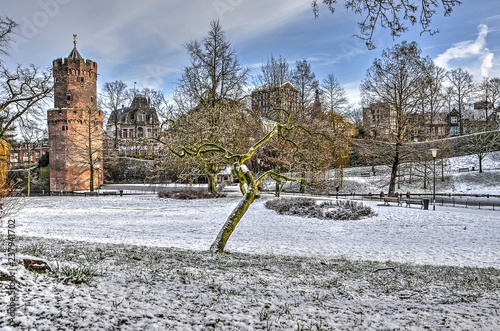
[
  {"xmin": 251, "ymin": 81, "xmax": 298, "ymax": 118},
  {"xmin": 104, "ymin": 94, "xmax": 161, "ymax": 155},
  {"xmin": 47, "ymin": 35, "xmax": 103, "ymax": 192}
]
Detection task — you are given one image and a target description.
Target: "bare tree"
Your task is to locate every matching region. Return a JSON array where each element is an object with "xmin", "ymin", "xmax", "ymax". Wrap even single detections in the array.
[
  {"xmin": 173, "ymin": 20, "xmax": 250, "ymax": 192},
  {"xmin": 420, "ymin": 57, "xmax": 446, "ymax": 139},
  {"xmin": 67, "ymin": 108, "xmax": 103, "ymax": 191},
  {"xmin": 311, "ymin": 0, "xmax": 462, "ymax": 49},
  {"xmin": 100, "ymin": 80, "xmax": 128, "ymax": 149},
  {"xmin": 361, "ymin": 41, "xmax": 427, "ymax": 195},
  {"xmin": 18, "ymin": 118, "xmax": 45, "ymax": 196},
  {"xmin": 0, "ymin": 16, "xmax": 17, "ymax": 60},
  {"xmin": 478, "ymin": 77, "xmax": 500, "ymax": 122},
  {"xmin": 447, "ymin": 68, "xmax": 476, "ymax": 135},
  {"xmin": 465, "ymin": 125, "xmax": 500, "ymax": 173},
  {"xmin": 291, "ymin": 59, "xmax": 318, "ymax": 118},
  {"xmin": 320, "ymin": 73, "xmax": 348, "ymax": 114},
  {"xmin": 254, "ymin": 54, "xmax": 292, "ymax": 88}
]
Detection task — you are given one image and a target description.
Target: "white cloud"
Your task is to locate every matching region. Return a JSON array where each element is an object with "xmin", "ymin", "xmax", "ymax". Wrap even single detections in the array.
[{"xmin": 434, "ymin": 24, "xmax": 495, "ymax": 78}]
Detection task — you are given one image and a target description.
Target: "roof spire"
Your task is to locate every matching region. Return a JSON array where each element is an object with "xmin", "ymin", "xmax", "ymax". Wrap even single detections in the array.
[{"xmin": 68, "ymin": 33, "xmax": 83, "ymax": 60}]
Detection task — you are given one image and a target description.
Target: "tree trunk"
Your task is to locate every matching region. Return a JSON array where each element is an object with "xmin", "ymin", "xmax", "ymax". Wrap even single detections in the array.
[
  {"xmin": 388, "ymin": 147, "xmax": 400, "ymax": 195},
  {"xmin": 210, "ymin": 171, "xmax": 258, "ymax": 253},
  {"xmin": 207, "ymin": 173, "xmax": 217, "ymax": 192}
]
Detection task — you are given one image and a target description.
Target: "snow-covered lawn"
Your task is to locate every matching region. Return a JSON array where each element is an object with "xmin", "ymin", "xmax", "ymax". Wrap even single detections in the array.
[
  {"xmin": 9, "ymin": 194, "xmax": 500, "ymax": 268},
  {"xmin": 1, "ymin": 194, "xmax": 499, "ymax": 330}
]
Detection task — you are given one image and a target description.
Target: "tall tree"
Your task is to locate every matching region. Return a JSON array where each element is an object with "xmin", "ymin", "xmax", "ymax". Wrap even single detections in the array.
[
  {"xmin": 320, "ymin": 73, "xmax": 348, "ymax": 114},
  {"xmin": 67, "ymin": 108, "xmax": 103, "ymax": 192},
  {"xmin": 312, "ymin": 0, "xmax": 462, "ymax": 49},
  {"xmin": 447, "ymin": 68, "xmax": 476, "ymax": 135},
  {"xmin": 361, "ymin": 41, "xmax": 426, "ymax": 195},
  {"xmin": 255, "ymin": 54, "xmax": 292, "ymax": 88},
  {"xmin": 173, "ymin": 20, "xmax": 250, "ymax": 192},
  {"xmin": 18, "ymin": 118, "xmax": 45, "ymax": 196},
  {"xmin": 291, "ymin": 59, "xmax": 318, "ymax": 118},
  {"xmin": 100, "ymin": 80, "xmax": 128, "ymax": 149},
  {"xmin": 420, "ymin": 57, "xmax": 446, "ymax": 139}
]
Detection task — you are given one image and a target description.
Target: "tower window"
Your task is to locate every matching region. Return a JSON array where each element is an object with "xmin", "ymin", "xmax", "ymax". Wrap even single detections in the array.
[
  {"xmin": 67, "ymin": 95, "xmax": 73, "ymax": 101},
  {"xmin": 77, "ymin": 76, "xmax": 84, "ymax": 83},
  {"xmin": 91, "ymin": 97, "xmax": 94, "ymax": 103},
  {"xmin": 62, "ymin": 125, "xmax": 68, "ymax": 131}
]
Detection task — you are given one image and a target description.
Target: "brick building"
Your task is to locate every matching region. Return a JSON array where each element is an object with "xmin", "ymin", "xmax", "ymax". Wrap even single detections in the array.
[{"xmin": 47, "ymin": 35, "xmax": 103, "ymax": 192}]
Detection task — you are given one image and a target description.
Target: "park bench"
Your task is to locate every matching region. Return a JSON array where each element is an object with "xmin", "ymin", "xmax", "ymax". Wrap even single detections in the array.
[
  {"xmin": 383, "ymin": 197, "xmax": 402, "ymax": 206},
  {"xmin": 361, "ymin": 172, "xmax": 372, "ymax": 177},
  {"xmin": 458, "ymin": 167, "xmax": 469, "ymax": 172},
  {"xmin": 404, "ymin": 199, "xmax": 423, "ymax": 208}
]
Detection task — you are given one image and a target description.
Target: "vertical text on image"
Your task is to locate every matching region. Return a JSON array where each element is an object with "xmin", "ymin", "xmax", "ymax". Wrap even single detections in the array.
[{"xmin": 6, "ymin": 219, "xmax": 18, "ymax": 325}]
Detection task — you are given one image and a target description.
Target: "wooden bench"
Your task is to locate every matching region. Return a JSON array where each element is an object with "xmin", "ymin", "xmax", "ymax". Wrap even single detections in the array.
[
  {"xmin": 458, "ymin": 167, "xmax": 470, "ymax": 172},
  {"xmin": 383, "ymin": 197, "xmax": 402, "ymax": 206},
  {"xmin": 404, "ymin": 199, "xmax": 423, "ymax": 208}
]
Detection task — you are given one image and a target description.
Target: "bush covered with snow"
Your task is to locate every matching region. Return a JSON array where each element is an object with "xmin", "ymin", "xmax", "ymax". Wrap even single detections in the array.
[
  {"xmin": 158, "ymin": 190, "xmax": 226, "ymax": 199},
  {"xmin": 265, "ymin": 198, "xmax": 376, "ymax": 220}
]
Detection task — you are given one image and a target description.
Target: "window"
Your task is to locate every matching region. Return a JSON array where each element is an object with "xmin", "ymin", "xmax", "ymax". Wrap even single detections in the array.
[
  {"xmin": 62, "ymin": 125, "xmax": 68, "ymax": 131},
  {"xmin": 147, "ymin": 128, "xmax": 152, "ymax": 138},
  {"xmin": 91, "ymin": 97, "xmax": 94, "ymax": 103},
  {"xmin": 451, "ymin": 116, "xmax": 457, "ymax": 124},
  {"xmin": 137, "ymin": 127, "xmax": 144, "ymax": 138},
  {"xmin": 122, "ymin": 129, "xmax": 128, "ymax": 138},
  {"xmin": 67, "ymin": 95, "xmax": 73, "ymax": 101},
  {"xmin": 77, "ymin": 76, "xmax": 84, "ymax": 83}
]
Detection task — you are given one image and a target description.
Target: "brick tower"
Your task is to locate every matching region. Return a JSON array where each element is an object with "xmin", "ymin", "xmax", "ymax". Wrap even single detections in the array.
[{"xmin": 48, "ymin": 35, "xmax": 103, "ymax": 192}]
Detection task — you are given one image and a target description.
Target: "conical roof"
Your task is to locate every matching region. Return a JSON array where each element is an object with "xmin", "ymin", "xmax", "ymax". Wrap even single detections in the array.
[{"xmin": 68, "ymin": 34, "xmax": 83, "ymax": 60}]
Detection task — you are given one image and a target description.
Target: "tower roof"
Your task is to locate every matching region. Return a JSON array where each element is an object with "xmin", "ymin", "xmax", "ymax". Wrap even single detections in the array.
[{"xmin": 68, "ymin": 34, "xmax": 83, "ymax": 60}]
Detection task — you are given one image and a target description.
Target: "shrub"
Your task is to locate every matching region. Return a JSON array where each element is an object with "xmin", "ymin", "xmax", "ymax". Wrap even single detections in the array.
[
  {"xmin": 158, "ymin": 190, "xmax": 226, "ymax": 200},
  {"xmin": 265, "ymin": 198, "xmax": 376, "ymax": 221}
]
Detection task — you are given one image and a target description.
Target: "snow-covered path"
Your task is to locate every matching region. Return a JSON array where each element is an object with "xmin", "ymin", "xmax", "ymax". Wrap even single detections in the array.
[{"xmin": 10, "ymin": 194, "xmax": 500, "ymax": 268}]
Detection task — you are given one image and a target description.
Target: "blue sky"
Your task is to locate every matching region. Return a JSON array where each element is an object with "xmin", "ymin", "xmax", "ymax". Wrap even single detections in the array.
[{"xmin": 2, "ymin": 0, "xmax": 500, "ymax": 107}]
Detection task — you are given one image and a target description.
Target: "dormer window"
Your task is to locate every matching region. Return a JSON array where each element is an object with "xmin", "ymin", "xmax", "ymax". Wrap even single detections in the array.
[{"xmin": 451, "ymin": 116, "xmax": 457, "ymax": 124}]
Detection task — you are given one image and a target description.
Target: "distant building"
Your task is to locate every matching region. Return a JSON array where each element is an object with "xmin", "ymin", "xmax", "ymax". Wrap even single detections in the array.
[
  {"xmin": 251, "ymin": 81, "xmax": 298, "ymax": 118},
  {"xmin": 9, "ymin": 140, "xmax": 49, "ymax": 166},
  {"xmin": 362, "ymin": 103, "xmax": 397, "ymax": 138},
  {"xmin": 104, "ymin": 94, "xmax": 161, "ymax": 155},
  {"xmin": 446, "ymin": 109, "xmax": 460, "ymax": 136}
]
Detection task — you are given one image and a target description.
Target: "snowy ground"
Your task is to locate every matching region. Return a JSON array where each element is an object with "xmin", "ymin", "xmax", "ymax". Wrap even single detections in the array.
[
  {"xmin": 1, "ymin": 194, "xmax": 500, "ymax": 329},
  {"xmin": 6, "ymin": 194, "xmax": 500, "ymax": 268}
]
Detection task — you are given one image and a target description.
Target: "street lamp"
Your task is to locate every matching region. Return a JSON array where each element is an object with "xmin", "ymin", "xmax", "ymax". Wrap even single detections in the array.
[
  {"xmin": 96, "ymin": 163, "xmax": 100, "ymax": 193},
  {"xmin": 430, "ymin": 149, "xmax": 439, "ymax": 210}
]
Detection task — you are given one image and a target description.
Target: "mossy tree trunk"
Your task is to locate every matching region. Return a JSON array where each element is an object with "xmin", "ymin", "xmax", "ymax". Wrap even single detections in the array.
[
  {"xmin": 210, "ymin": 166, "xmax": 258, "ymax": 253},
  {"xmin": 207, "ymin": 172, "xmax": 217, "ymax": 192}
]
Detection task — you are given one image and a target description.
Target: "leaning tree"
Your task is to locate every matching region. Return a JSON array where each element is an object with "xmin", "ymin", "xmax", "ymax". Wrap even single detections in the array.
[{"xmin": 154, "ymin": 107, "xmax": 342, "ymax": 253}]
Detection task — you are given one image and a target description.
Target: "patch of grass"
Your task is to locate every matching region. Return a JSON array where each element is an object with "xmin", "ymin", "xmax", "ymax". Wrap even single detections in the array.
[
  {"xmin": 50, "ymin": 262, "xmax": 103, "ymax": 285},
  {"xmin": 19, "ymin": 243, "xmax": 49, "ymax": 257},
  {"xmin": 158, "ymin": 190, "xmax": 226, "ymax": 199},
  {"xmin": 265, "ymin": 198, "xmax": 376, "ymax": 220}
]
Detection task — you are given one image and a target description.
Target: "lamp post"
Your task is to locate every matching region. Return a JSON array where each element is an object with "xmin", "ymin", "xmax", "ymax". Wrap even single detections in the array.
[
  {"xmin": 96, "ymin": 163, "xmax": 100, "ymax": 193},
  {"xmin": 430, "ymin": 149, "xmax": 439, "ymax": 210}
]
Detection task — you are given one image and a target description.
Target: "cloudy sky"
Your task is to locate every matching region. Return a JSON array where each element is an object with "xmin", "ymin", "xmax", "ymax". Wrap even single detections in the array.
[{"xmin": 2, "ymin": 0, "xmax": 500, "ymax": 106}]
